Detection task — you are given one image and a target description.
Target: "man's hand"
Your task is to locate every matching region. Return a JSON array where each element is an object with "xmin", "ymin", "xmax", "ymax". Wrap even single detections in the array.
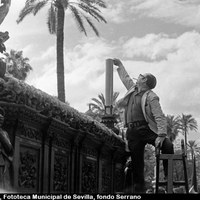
[
  {"xmin": 155, "ymin": 136, "xmax": 165, "ymax": 148},
  {"xmin": 113, "ymin": 58, "xmax": 123, "ymax": 68}
]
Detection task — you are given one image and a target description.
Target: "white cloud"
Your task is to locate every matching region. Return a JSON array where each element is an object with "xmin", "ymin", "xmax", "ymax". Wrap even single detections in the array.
[
  {"xmin": 122, "ymin": 33, "xmax": 178, "ymax": 60},
  {"xmin": 27, "ymin": 66, "xmax": 57, "ymax": 96},
  {"xmin": 27, "ymin": 37, "xmax": 117, "ymax": 111},
  {"xmin": 131, "ymin": 0, "xmax": 200, "ymax": 28},
  {"xmin": 102, "ymin": 2, "xmax": 128, "ymax": 24}
]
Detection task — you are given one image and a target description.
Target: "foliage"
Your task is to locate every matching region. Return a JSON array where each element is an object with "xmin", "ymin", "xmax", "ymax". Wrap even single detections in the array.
[
  {"xmin": 0, "ymin": 75, "xmax": 125, "ymax": 148},
  {"xmin": 178, "ymin": 114, "xmax": 198, "ymax": 152},
  {"xmin": 86, "ymin": 92, "xmax": 120, "ymax": 122},
  {"xmin": 166, "ymin": 115, "xmax": 180, "ymax": 142},
  {"xmin": 17, "ymin": 0, "xmax": 107, "ymax": 102},
  {"xmin": 188, "ymin": 140, "xmax": 200, "ymax": 158},
  {"xmin": 144, "ymin": 144, "xmax": 156, "ymax": 183},
  {"xmin": 2, "ymin": 49, "xmax": 32, "ymax": 81},
  {"xmin": 17, "ymin": 0, "xmax": 107, "ymax": 36}
]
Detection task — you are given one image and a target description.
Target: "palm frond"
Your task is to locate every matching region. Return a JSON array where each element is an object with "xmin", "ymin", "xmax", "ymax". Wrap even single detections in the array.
[
  {"xmin": 69, "ymin": 5, "xmax": 87, "ymax": 36},
  {"xmin": 98, "ymin": 93, "xmax": 105, "ymax": 105},
  {"xmin": 79, "ymin": 2, "xmax": 101, "ymax": 13},
  {"xmin": 25, "ymin": 0, "xmax": 38, "ymax": 4},
  {"xmin": 113, "ymin": 92, "xmax": 119, "ymax": 102},
  {"xmin": 89, "ymin": 103, "xmax": 101, "ymax": 109},
  {"xmin": 189, "ymin": 124, "xmax": 198, "ymax": 131},
  {"xmin": 81, "ymin": 0, "xmax": 107, "ymax": 9},
  {"xmin": 85, "ymin": 17, "xmax": 99, "ymax": 36},
  {"xmin": 91, "ymin": 98, "xmax": 104, "ymax": 108},
  {"xmin": 93, "ymin": 0, "xmax": 107, "ymax": 8},
  {"xmin": 17, "ymin": 4, "xmax": 36, "ymax": 23},
  {"xmin": 33, "ymin": 0, "xmax": 48, "ymax": 15},
  {"xmin": 79, "ymin": 3, "xmax": 107, "ymax": 23},
  {"xmin": 47, "ymin": 4, "xmax": 57, "ymax": 34}
]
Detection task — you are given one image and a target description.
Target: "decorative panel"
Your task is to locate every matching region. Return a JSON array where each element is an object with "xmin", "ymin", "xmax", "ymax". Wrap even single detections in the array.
[
  {"xmin": 101, "ymin": 161, "xmax": 112, "ymax": 193},
  {"xmin": 114, "ymin": 163, "xmax": 124, "ymax": 192},
  {"xmin": 53, "ymin": 153, "xmax": 69, "ymax": 193},
  {"xmin": 18, "ymin": 145, "xmax": 40, "ymax": 192},
  {"xmin": 81, "ymin": 158, "xmax": 97, "ymax": 193}
]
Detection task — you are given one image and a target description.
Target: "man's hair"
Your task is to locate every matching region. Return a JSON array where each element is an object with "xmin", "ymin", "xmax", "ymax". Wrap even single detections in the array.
[{"xmin": 144, "ymin": 73, "xmax": 157, "ymax": 89}]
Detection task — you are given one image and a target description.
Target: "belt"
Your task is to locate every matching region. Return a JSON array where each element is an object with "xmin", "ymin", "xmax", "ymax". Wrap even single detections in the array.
[{"xmin": 127, "ymin": 121, "xmax": 148, "ymax": 129}]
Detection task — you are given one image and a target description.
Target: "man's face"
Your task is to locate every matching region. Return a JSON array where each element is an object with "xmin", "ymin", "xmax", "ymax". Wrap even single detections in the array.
[{"xmin": 136, "ymin": 74, "xmax": 146, "ymax": 86}]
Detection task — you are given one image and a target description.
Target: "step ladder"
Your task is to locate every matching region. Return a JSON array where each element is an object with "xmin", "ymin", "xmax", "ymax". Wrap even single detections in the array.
[{"xmin": 155, "ymin": 139, "xmax": 189, "ymax": 193}]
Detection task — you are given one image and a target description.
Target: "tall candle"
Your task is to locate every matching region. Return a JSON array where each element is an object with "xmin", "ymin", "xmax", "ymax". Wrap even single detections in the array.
[{"xmin": 105, "ymin": 59, "xmax": 113, "ymax": 109}]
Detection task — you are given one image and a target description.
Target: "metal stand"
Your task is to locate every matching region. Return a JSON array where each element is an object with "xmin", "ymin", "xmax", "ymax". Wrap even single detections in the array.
[{"xmin": 101, "ymin": 105, "xmax": 119, "ymax": 135}]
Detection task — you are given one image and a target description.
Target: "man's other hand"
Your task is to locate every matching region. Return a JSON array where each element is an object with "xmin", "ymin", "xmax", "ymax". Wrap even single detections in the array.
[
  {"xmin": 113, "ymin": 58, "xmax": 123, "ymax": 67},
  {"xmin": 155, "ymin": 136, "xmax": 165, "ymax": 148}
]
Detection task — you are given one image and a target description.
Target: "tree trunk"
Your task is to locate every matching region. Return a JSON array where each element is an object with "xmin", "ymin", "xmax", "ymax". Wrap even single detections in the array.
[
  {"xmin": 56, "ymin": 5, "xmax": 65, "ymax": 102},
  {"xmin": 185, "ymin": 129, "xmax": 188, "ymax": 155}
]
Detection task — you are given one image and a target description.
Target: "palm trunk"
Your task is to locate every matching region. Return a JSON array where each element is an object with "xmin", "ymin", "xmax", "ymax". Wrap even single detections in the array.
[
  {"xmin": 56, "ymin": 4, "xmax": 65, "ymax": 102},
  {"xmin": 185, "ymin": 129, "xmax": 187, "ymax": 155}
]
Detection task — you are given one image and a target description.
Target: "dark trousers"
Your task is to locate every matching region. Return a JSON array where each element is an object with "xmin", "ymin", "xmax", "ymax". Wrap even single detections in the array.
[{"xmin": 126, "ymin": 125, "xmax": 174, "ymax": 193}]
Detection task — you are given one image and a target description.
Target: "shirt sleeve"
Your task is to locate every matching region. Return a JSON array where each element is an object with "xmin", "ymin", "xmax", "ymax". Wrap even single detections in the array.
[{"xmin": 117, "ymin": 65, "xmax": 135, "ymax": 90}]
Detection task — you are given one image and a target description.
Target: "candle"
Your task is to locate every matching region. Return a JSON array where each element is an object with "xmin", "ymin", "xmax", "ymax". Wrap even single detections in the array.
[{"xmin": 105, "ymin": 59, "xmax": 113, "ymax": 112}]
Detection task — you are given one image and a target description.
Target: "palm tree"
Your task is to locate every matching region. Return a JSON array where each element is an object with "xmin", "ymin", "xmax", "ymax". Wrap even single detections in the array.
[
  {"xmin": 86, "ymin": 92, "xmax": 120, "ymax": 121},
  {"xmin": 178, "ymin": 114, "xmax": 198, "ymax": 153},
  {"xmin": 3, "ymin": 49, "xmax": 32, "ymax": 80},
  {"xmin": 188, "ymin": 140, "xmax": 200, "ymax": 159},
  {"xmin": 166, "ymin": 115, "xmax": 180, "ymax": 142},
  {"xmin": 187, "ymin": 140, "xmax": 200, "ymax": 192},
  {"xmin": 17, "ymin": 0, "xmax": 107, "ymax": 102}
]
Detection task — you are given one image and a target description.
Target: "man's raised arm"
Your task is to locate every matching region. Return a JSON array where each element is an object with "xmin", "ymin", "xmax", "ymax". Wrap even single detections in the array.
[{"xmin": 113, "ymin": 58, "xmax": 135, "ymax": 90}]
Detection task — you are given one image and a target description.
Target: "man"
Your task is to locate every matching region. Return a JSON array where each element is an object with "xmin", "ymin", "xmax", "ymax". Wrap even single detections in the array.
[{"xmin": 113, "ymin": 58, "xmax": 174, "ymax": 193}]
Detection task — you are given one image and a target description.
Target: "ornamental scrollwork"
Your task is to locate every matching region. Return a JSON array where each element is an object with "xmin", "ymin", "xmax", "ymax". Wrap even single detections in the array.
[
  {"xmin": 81, "ymin": 158, "xmax": 97, "ymax": 193},
  {"xmin": 81, "ymin": 146, "xmax": 98, "ymax": 158},
  {"xmin": 18, "ymin": 149, "xmax": 38, "ymax": 189},
  {"xmin": 102, "ymin": 162, "xmax": 111, "ymax": 193},
  {"xmin": 53, "ymin": 154, "xmax": 68, "ymax": 192},
  {"xmin": 114, "ymin": 164, "xmax": 124, "ymax": 192}
]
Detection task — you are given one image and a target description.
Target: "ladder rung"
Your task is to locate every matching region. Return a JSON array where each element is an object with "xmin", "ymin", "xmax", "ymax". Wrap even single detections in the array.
[
  {"xmin": 157, "ymin": 181, "xmax": 167, "ymax": 186},
  {"xmin": 157, "ymin": 154, "xmax": 184, "ymax": 160},
  {"xmin": 173, "ymin": 181, "xmax": 187, "ymax": 186},
  {"xmin": 157, "ymin": 181, "xmax": 187, "ymax": 186}
]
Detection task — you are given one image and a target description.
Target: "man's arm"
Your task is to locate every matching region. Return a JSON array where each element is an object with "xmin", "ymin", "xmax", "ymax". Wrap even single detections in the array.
[
  {"xmin": 149, "ymin": 96, "xmax": 167, "ymax": 147},
  {"xmin": 113, "ymin": 58, "xmax": 135, "ymax": 90}
]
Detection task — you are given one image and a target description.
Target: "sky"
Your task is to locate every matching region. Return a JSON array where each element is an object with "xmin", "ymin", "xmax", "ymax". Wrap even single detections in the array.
[{"xmin": 1, "ymin": 0, "xmax": 200, "ymax": 143}]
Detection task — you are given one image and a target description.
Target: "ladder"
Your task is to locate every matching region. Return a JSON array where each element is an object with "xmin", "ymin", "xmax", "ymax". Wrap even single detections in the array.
[{"xmin": 155, "ymin": 139, "xmax": 189, "ymax": 193}]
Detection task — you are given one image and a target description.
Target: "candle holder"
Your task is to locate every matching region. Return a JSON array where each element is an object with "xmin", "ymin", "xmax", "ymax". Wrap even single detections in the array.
[{"xmin": 101, "ymin": 105, "xmax": 119, "ymax": 135}]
